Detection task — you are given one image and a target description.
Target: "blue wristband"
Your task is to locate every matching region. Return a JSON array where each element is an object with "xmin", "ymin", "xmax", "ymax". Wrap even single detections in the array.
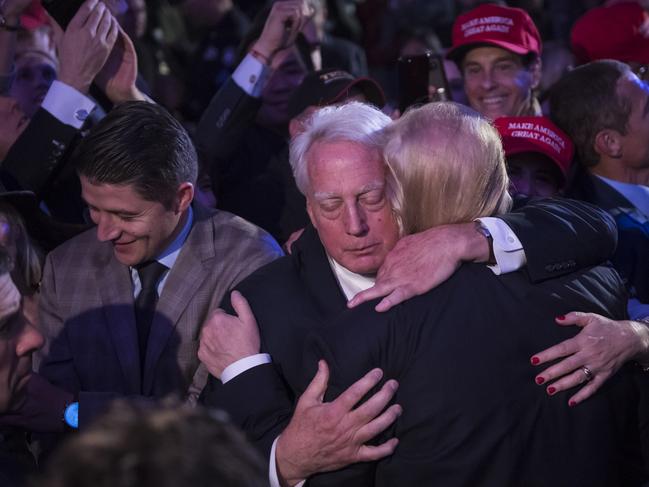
[{"xmin": 64, "ymin": 402, "xmax": 79, "ymax": 429}]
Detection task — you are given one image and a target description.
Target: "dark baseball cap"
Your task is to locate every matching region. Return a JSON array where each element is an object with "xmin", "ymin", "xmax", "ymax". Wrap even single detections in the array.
[{"xmin": 287, "ymin": 68, "xmax": 386, "ymax": 120}]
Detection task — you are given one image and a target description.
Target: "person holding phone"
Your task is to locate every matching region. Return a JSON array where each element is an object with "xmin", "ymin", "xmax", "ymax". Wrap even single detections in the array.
[{"xmin": 446, "ymin": 4, "xmax": 543, "ymax": 121}]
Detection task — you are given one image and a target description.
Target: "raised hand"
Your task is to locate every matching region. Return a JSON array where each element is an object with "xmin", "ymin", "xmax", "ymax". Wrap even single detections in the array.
[
  {"xmin": 94, "ymin": 25, "xmax": 146, "ymax": 103},
  {"xmin": 58, "ymin": 0, "xmax": 119, "ymax": 94},
  {"xmin": 251, "ymin": 0, "xmax": 313, "ymax": 63}
]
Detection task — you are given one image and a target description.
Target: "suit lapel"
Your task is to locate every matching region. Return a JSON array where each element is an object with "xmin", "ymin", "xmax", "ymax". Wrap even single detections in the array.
[
  {"xmin": 142, "ymin": 208, "xmax": 215, "ymax": 394},
  {"xmin": 96, "ymin": 251, "xmax": 142, "ymax": 394},
  {"xmin": 294, "ymin": 225, "xmax": 348, "ymax": 321}
]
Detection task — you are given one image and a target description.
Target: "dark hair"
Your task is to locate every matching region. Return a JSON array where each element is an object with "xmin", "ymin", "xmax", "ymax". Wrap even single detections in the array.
[
  {"xmin": 73, "ymin": 102, "xmax": 198, "ymax": 208},
  {"xmin": 35, "ymin": 400, "xmax": 267, "ymax": 487},
  {"xmin": 549, "ymin": 60, "xmax": 631, "ymax": 168}
]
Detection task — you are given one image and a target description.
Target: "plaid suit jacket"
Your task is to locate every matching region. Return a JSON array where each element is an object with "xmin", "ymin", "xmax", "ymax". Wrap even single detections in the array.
[{"xmin": 36, "ymin": 205, "xmax": 282, "ymax": 427}]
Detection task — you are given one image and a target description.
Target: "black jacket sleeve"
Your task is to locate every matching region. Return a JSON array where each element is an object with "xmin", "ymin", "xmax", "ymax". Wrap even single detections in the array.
[{"xmin": 498, "ymin": 197, "xmax": 617, "ymax": 282}]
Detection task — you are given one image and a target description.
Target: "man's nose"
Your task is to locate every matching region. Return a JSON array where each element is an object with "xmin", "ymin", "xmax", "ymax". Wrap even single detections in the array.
[
  {"xmin": 343, "ymin": 203, "xmax": 368, "ymax": 236},
  {"xmin": 480, "ymin": 70, "xmax": 496, "ymax": 90},
  {"xmin": 16, "ymin": 321, "xmax": 44, "ymax": 357},
  {"xmin": 512, "ymin": 175, "xmax": 531, "ymax": 198},
  {"xmin": 96, "ymin": 214, "xmax": 121, "ymax": 242}
]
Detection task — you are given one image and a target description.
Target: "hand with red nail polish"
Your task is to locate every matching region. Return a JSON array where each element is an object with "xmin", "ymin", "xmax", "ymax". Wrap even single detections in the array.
[{"xmin": 530, "ymin": 312, "xmax": 649, "ymax": 406}]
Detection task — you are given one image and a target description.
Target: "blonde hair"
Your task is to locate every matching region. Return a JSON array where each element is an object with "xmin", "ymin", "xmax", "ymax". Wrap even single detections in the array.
[{"xmin": 383, "ymin": 102, "xmax": 511, "ymax": 234}]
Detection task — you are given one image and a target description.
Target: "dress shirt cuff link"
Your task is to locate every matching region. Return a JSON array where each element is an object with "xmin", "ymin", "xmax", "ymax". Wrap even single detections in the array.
[
  {"xmin": 477, "ymin": 217, "xmax": 526, "ymax": 275},
  {"xmin": 41, "ymin": 80, "xmax": 96, "ymax": 129},
  {"xmin": 221, "ymin": 353, "xmax": 271, "ymax": 384},
  {"xmin": 232, "ymin": 54, "xmax": 271, "ymax": 98},
  {"xmin": 269, "ymin": 436, "xmax": 306, "ymax": 487}
]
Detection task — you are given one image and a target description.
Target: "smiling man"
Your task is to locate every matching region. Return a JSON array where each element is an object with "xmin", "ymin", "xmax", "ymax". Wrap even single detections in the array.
[
  {"xmin": 446, "ymin": 3, "xmax": 542, "ymax": 120},
  {"xmin": 28, "ymin": 102, "xmax": 281, "ymax": 447}
]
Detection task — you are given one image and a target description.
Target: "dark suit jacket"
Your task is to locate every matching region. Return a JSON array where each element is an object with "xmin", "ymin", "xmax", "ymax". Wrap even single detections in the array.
[
  {"xmin": 0, "ymin": 427, "xmax": 36, "ymax": 487},
  {"xmin": 200, "ymin": 198, "xmax": 620, "ymax": 455},
  {"xmin": 195, "ymin": 78, "xmax": 308, "ymax": 243},
  {"xmin": 567, "ymin": 169, "xmax": 649, "ymax": 305},
  {"xmin": 1, "ymin": 108, "xmax": 85, "ymax": 224},
  {"xmin": 304, "ymin": 263, "xmax": 647, "ymax": 486},
  {"xmin": 36, "ymin": 206, "xmax": 283, "ymax": 430}
]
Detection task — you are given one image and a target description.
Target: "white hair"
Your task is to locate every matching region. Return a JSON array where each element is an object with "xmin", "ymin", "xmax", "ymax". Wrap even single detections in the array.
[{"xmin": 289, "ymin": 102, "xmax": 392, "ymax": 195}]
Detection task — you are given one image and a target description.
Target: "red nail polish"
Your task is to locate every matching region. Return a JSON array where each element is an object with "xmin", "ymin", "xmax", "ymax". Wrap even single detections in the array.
[
  {"xmin": 569, "ymin": 400, "xmax": 576, "ymax": 407},
  {"xmin": 556, "ymin": 315, "xmax": 565, "ymax": 320},
  {"xmin": 531, "ymin": 356, "xmax": 540, "ymax": 365},
  {"xmin": 547, "ymin": 386, "xmax": 556, "ymax": 395},
  {"xmin": 535, "ymin": 376, "xmax": 545, "ymax": 385}
]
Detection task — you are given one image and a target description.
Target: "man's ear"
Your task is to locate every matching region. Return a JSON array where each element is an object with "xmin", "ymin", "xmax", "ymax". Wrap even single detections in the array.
[
  {"xmin": 594, "ymin": 129, "xmax": 623, "ymax": 159},
  {"xmin": 529, "ymin": 57, "xmax": 542, "ymax": 90},
  {"xmin": 174, "ymin": 182, "xmax": 195, "ymax": 213},
  {"xmin": 289, "ymin": 118, "xmax": 303, "ymax": 139}
]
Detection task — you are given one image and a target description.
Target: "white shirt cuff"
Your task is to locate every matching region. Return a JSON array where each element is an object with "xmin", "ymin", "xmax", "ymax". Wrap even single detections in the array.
[
  {"xmin": 269, "ymin": 436, "xmax": 306, "ymax": 487},
  {"xmin": 220, "ymin": 353, "xmax": 271, "ymax": 384},
  {"xmin": 232, "ymin": 53, "xmax": 271, "ymax": 98},
  {"xmin": 477, "ymin": 217, "xmax": 526, "ymax": 275},
  {"xmin": 41, "ymin": 80, "xmax": 96, "ymax": 129}
]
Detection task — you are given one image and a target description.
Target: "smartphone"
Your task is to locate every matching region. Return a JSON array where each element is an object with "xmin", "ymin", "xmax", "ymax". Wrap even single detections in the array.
[
  {"xmin": 397, "ymin": 52, "xmax": 452, "ymax": 113},
  {"xmin": 41, "ymin": 0, "xmax": 86, "ymax": 30}
]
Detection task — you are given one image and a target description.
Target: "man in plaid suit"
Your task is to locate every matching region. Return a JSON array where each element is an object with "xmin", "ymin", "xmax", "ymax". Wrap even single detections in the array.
[{"xmin": 5, "ymin": 102, "xmax": 282, "ymax": 447}]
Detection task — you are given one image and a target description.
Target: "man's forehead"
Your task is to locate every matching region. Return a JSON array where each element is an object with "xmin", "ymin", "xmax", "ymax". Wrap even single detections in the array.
[{"xmin": 306, "ymin": 140, "xmax": 386, "ymax": 189}]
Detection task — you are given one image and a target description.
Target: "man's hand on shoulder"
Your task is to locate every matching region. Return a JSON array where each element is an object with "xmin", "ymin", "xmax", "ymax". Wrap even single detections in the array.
[
  {"xmin": 275, "ymin": 360, "xmax": 401, "ymax": 486},
  {"xmin": 198, "ymin": 291, "xmax": 261, "ymax": 379},
  {"xmin": 349, "ymin": 222, "xmax": 488, "ymax": 312}
]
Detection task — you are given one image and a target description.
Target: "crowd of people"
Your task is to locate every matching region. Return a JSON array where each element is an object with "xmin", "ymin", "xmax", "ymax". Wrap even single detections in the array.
[{"xmin": 0, "ymin": 0, "xmax": 649, "ymax": 486}]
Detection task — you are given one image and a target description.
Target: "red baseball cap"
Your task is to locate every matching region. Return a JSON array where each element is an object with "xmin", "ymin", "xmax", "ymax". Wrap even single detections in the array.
[
  {"xmin": 571, "ymin": 1, "xmax": 649, "ymax": 65},
  {"xmin": 494, "ymin": 116, "xmax": 574, "ymax": 177},
  {"xmin": 447, "ymin": 4, "xmax": 542, "ymax": 62}
]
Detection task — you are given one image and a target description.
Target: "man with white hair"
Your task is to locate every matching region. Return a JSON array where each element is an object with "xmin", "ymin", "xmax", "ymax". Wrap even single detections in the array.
[{"xmin": 199, "ymin": 102, "xmax": 619, "ymax": 485}]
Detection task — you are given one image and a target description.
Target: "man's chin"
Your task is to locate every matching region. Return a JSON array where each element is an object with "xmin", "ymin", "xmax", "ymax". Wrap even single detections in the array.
[
  {"xmin": 341, "ymin": 256, "xmax": 382, "ymax": 276},
  {"xmin": 113, "ymin": 245, "xmax": 143, "ymax": 267}
]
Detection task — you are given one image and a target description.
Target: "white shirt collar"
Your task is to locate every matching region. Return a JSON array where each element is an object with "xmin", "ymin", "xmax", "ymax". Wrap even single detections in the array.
[
  {"xmin": 327, "ymin": 255, "xmax": 376, "ymax": 301},
  {"xmin": 595, "ymin": 175, "xmax": 649, "ymax": 219}
]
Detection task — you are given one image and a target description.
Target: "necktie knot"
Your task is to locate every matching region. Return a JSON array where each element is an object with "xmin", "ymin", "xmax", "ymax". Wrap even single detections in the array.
[{"xmin": 136, "ymin": 261, "xmax": 168, "ymax": 292}]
